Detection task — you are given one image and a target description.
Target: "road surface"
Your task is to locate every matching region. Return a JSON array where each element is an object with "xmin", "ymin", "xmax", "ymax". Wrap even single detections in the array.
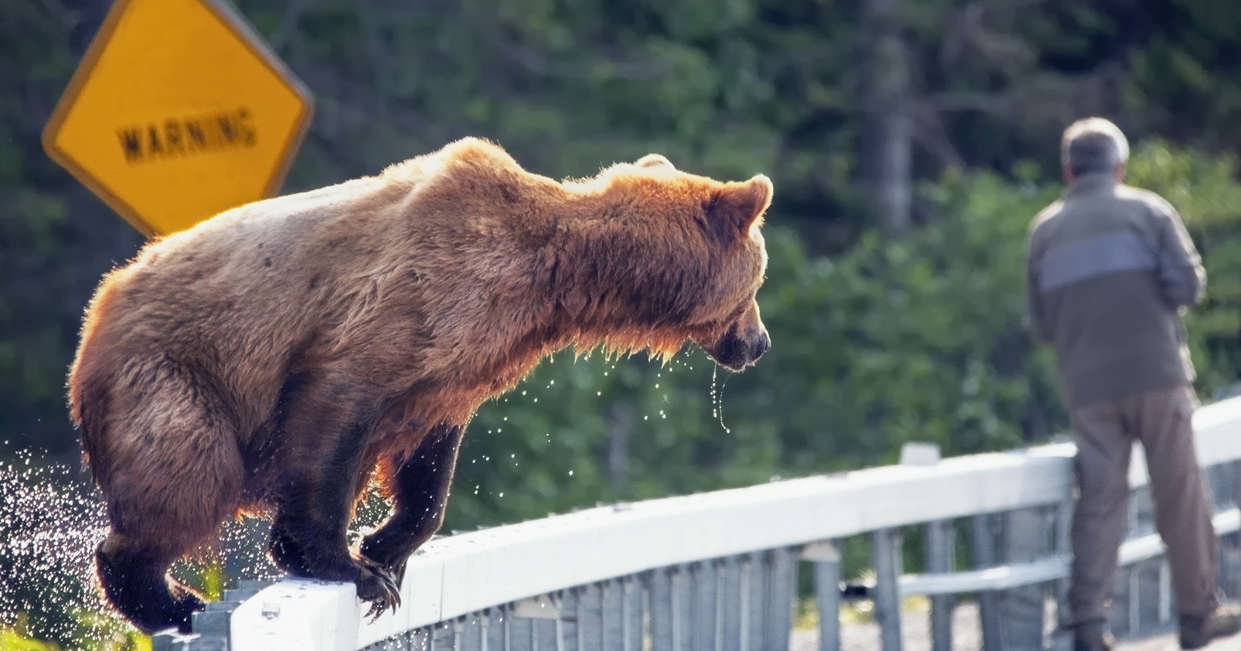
[{"xmin": 790, "ymin": 601, "xmax": 1241, "ymax": 650}]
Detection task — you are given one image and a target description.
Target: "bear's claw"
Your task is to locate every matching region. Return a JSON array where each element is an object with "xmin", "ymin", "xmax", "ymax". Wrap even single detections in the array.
[{"xmin": 356, "ymin": 556, "xmax": 401, "ymax": 620}]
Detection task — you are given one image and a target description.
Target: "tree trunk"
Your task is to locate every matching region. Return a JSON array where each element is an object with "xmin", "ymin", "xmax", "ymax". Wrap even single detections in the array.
[{"xmin": 860, "ymin": 0, "xmax": 913, "ymax": 235}]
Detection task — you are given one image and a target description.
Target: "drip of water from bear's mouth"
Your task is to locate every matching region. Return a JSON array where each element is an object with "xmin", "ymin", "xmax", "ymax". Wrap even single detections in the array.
[{"xmin": 710, "ymin": 365, "xmax": 732, "ymax": 435}]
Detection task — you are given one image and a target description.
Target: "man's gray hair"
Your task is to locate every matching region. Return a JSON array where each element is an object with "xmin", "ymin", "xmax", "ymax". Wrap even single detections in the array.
[{"xmin": 1061, "ymin": 117, "xmax": 1129, "ymax": 176}]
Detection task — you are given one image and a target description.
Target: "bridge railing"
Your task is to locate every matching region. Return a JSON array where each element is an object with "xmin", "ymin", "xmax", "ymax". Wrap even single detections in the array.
[{"xmin": 155, "ymin": 396, "xmax": 1241, "ymax": 651}]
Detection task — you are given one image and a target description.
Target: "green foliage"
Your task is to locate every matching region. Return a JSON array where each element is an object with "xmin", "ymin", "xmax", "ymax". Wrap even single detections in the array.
[
  {"xmin": 1126, "ymin": 142, "xmax": 1241, "ymax": 397},
  {"xmin": 61, "ymin": 611, "xmax": 151, "ymax": 651},
  {"xmin": 0, "ymin": 612, "xmax": 150, "ymax": 651},
  {"xmin": 751, "ymin": 171, "xmax": 1063, "ymax": 467},
  {"xmin": 0, "ymin": 622, "xmax": 58, "ymax": 651}
]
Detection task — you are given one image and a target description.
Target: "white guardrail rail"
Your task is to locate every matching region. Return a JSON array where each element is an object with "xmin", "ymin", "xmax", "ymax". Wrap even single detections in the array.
[{"xmin": 151, "ymin": 396, "xmax": 1241, "ymax": 651}]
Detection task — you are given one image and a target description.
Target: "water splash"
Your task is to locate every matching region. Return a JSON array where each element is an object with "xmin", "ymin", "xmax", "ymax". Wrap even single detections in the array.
[
  {"xmin": 0, "ymin": 445, "xmax": 380, "ymax": 646},
  {"xmin": 0, "ymin": 448, "xmax": 118, "ymax": 645}
]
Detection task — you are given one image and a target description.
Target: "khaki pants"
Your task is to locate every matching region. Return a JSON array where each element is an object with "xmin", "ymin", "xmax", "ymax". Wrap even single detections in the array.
[{"xmin": 1067, "ymin": 385, "xmax": 1219, "ymax": 626}]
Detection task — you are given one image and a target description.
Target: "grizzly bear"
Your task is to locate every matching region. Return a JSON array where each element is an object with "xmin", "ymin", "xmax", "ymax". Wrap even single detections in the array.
[{"xmin": 68, "ymin": 138, "xmax": 772, "ymax": 633}]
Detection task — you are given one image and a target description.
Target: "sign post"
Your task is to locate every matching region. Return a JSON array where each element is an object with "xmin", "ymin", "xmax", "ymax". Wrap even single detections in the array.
[{"xmin": 43, "ymin": 0, "xmax": 313, "ymax": 236}]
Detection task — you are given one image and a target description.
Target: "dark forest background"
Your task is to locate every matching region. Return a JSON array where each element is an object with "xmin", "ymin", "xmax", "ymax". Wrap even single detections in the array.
[{"xmin": 4, "ymin": 0, "xmax": 1241, "ymax": 646}]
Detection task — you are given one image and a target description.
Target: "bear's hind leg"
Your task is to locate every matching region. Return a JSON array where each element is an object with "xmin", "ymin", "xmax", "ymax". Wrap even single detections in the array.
[
  {"xmin": 96, "ymin": 533, "xmax": 204, "ymax": 634},
  {"xmin": 265, "ymin": 373, "xmax": 399, "ymax": 616},
  {"xmin": 92, "ymin": 359, "xmax": 246, "ymax": 633},
  {"xmin": 268, "ymin": 479, "xmax": 402, "ymax": 618}
]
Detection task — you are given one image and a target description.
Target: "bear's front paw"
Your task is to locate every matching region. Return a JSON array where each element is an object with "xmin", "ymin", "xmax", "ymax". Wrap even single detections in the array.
[
  {"xmin": 385, "ymin": 557, "xmax": 410, "ymax": 590},
  {"xmin": 355, "ymin": 556, "xmax": 401, "ymax": 620},
  {"xmin": 358, "ymin": 536, "xmax": 411, "ymax": 587}
]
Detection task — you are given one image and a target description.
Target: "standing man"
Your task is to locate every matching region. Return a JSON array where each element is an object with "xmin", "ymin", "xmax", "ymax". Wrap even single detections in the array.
[{"xmin": 1027, "ymin": 117, "xmax": 1240, "ymax": 651}]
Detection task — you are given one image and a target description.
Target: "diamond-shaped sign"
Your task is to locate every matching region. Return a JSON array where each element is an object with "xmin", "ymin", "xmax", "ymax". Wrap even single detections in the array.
[{"xmin": 43, "ymin": 0, "xmax": 313, "ymax": 236}]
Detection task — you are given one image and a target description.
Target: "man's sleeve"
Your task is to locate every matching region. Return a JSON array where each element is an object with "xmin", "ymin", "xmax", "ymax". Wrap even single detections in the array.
[
  {"xmin": 1155, "ymin": 199, "xmax": 1206, "ymax": 308},
  {"xmin": 1026, "ymin": 232, "xmax": 1052, "ymax": 342}
]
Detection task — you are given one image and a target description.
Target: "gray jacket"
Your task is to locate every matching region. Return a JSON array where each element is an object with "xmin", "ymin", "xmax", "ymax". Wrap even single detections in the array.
[{"xmin": 1026, "ymin": 172, "xmax": 1206, "ymax": 408}]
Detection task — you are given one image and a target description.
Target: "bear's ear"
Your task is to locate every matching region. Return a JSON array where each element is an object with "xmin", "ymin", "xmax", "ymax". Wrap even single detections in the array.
[
  {"xmin": 635, "ymin": 153, "xmax": 675, "ymax": 170},
  {"xmin": 709, "ymin": 174, "xmax": 772, "ymax": 238}
]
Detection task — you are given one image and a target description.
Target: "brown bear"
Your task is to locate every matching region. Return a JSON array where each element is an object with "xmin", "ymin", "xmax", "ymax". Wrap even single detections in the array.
[{"xmin": 68, "ymin": 138, "xmax": 772, "ymax": 633}]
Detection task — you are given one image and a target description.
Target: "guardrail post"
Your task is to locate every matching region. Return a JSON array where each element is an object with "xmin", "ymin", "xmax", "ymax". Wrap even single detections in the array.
[
  {"xmin": 719, "ymin": 556, "xmax": 743, "ymax": 651},
  {"xmin": 599, "ymin": 580, "xmax": 623, "ymax": 651},
  {"xmin": 650, "ymin": 568, "xmax": 677, "ymax": 650},
  {"xmin": 1053, "ymin": 499, "xmax": 1073, "ymax": 651},
  {"xmin": 764, "ymin": 548, "xmax": 795, "ymax": 649},
  {"xmin": 1159, "ymin": 559, "xmax": 1173, "ymax": 625},
  {"xmin": 537, "ymin": 618, "xmax": 558, "ymax": 651},
  {"xmin": 972, "ymin": 513, "xmax": 1003, "ymax": 649},
  {"xmin": 674, "ymin": 565, "xmax": 692, "ymax": 651},
  {"xmin": 1130, "ymin": 486, "xmax": 1159, "ymax": 638},
  {"xmin": 691, "ymin": 561, "xmax": 717, "ymax": 650},
  {"xmin": 578, "ymin": 584, "xmax": 603, "ymax": 650},
  {"xmin": 486, "ymin": 607, "xmax": 507, "ymax": 651},
  {"xmin": 925, "ymin": 519, "xmax": 954, "ymax": 651},
  {"xmin": 873, "ymin": 527, "xmax": 903, "ymax": 651},
  {"xmin": 744, "ymin": 552, "xmax": 768, "ymax": 651},
  {"xmin": 509, "ymin": 613, "xmax": 534, "ymax": 651},
  {"xmin": 804, "ymin": 541, "xmax": 840, "ymax": 651},
  {"xmin": 624, "ymin": 577, "xmax": 643, "ymax": 651},
  {"xmin": 433, "ymin": 622, "xmax": 452, "ymax": 649},
  {"xmin": 1002, "ymin": 506, "xmax": 1047, "ymax": 650},
  {"xmin": 1224, "ymin": 461, "xmax": 1241, "ymax": 598}
]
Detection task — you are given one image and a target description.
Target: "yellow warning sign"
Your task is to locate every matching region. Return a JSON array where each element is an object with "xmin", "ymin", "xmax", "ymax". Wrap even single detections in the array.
[{"xmin": 42, "ymin": 0, "xmax": 313, "ymax": 236}]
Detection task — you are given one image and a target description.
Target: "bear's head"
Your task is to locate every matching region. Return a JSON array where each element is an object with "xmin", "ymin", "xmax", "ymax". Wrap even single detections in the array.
[
  {"xmin": 627, "ymin": 154, "xmax": 773, "ymax": 372},
  {"xmin": 690, "ymin": 175, "xmax": 772, "ymax": 372}
]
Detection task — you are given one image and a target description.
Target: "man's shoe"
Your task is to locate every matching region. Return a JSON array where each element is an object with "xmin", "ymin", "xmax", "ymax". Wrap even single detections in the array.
[
  {"xmin": 1180, "ymin": 602, "xmax": 1241, "ymax": 649},
  {"xmin": 1072, "ymin": 620, "xmax": 1114, "ymax": 651}
]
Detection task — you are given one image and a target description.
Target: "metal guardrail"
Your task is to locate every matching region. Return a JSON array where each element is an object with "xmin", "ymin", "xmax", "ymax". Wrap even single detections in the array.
[{"xmin": 152, "ymin": 396, "xmax": 1241, "ymax": 650}]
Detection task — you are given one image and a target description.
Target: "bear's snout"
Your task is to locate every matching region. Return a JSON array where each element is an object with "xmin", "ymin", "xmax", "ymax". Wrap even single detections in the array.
[
  {"xmin": 751, "ymin": 330, "xmax": 771, "ymax": 361},
  {"xmin": 701, "ymin": 298, "xmax": 770, "ymax": 371},
  {"xmin": 705, "ymin": 321, "xmax": 770, "ymax": 372}
]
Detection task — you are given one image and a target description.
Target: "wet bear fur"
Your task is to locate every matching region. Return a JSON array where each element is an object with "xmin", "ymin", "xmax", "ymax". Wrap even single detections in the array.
[{"xmin": 68, "ymin": 139, "xmax": 772, "ymax": 632}]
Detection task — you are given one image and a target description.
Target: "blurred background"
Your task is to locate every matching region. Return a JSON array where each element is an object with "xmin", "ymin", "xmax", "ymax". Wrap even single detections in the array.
[{"xmin": 3, "ymin": 0, "xmax": 1241, "ymax": 647}]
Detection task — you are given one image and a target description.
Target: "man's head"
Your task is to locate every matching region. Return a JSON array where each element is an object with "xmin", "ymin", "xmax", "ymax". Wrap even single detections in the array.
[{"xmin": 1061, "ymin": 117, "xmax": 1129, "ymax": 183}]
